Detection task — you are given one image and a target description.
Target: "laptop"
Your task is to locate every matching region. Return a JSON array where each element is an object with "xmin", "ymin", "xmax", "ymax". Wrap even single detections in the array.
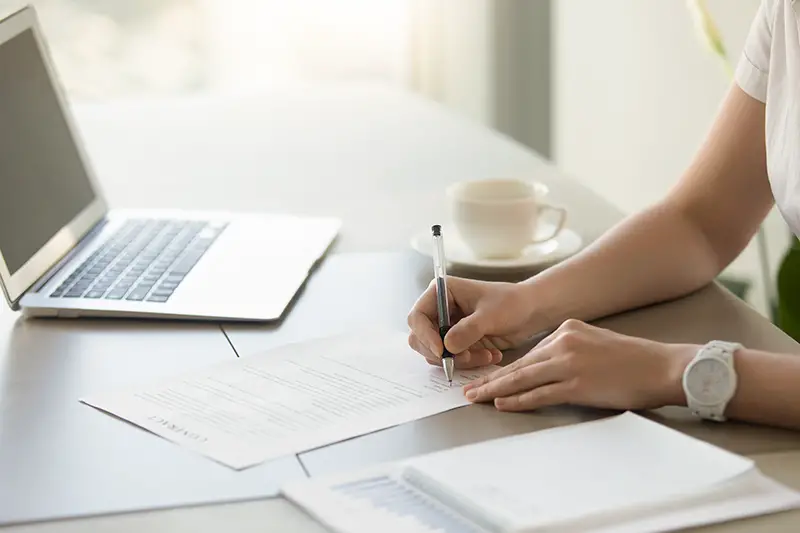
[{"xmin": 0, "ymin": 6, "xmax": 341, "ymax": 321}]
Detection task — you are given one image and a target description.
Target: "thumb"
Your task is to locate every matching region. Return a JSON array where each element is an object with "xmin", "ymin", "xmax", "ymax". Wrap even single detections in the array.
[{"xmin": 444, "ymin": 311, "xmax": 487, "ymax": 354}]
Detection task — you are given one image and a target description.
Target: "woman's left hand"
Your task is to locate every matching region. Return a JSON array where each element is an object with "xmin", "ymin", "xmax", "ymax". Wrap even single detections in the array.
[{"xmin": 463, "ymin": 319, "xmax": 696, "ymax": 412}]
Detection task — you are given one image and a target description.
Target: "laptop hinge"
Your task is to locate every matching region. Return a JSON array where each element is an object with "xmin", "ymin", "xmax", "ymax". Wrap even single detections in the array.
[{"xmin": 27, "ymin": 217, "xmax": 110, "ymax": 294}]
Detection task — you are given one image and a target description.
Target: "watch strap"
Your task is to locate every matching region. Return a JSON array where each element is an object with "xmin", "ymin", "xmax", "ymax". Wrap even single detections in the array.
[{"xmin": 693, "ymin": 404, "xmax": 726, "ymax": 422}]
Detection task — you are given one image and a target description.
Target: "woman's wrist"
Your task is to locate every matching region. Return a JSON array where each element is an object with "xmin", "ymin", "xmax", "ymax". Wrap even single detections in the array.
[
  {"xmin": 515, "ymin": 277, "xmax": 563, "ymax": 337},
  {"xmin": 657, "ymin": 342, "xmax": 697, "ymax": 407},
  {"xmin": 513, "ymin": 276, "xmax": 699, "ymax": 409}
]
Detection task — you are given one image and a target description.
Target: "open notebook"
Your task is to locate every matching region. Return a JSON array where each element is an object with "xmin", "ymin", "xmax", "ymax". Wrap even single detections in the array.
[{"xmin": 282, "ymin": 412, "xmax": 800, "ymax": 533}]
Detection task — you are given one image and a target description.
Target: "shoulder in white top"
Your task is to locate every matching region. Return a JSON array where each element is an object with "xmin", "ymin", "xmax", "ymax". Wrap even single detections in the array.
[{"xmin": 735, "ymin": 0, "xmax": 800, "ymax": 236}]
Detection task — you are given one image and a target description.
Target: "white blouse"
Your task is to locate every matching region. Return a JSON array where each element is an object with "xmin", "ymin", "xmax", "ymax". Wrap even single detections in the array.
[{"xmin": 736, "ymin": 0, "xmax": 800, "ymax": 236}]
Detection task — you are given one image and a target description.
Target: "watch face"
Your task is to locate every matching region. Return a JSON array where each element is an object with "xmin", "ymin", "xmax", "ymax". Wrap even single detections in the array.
[{"xmin": 686, "ymin": 358, "xmax": 731, "ymax": 405}]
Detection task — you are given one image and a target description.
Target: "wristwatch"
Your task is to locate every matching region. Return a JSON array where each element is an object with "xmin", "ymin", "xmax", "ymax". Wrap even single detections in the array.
[{"xmin": 682, "ymin": 340, "xmax": 742, "ymax": 422}]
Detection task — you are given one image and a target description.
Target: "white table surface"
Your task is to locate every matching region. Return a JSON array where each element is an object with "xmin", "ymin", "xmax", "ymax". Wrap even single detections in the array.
[
  {"xmin": 3, "ymin": 83, "xmax": 796, "ymax": 532},
  {"xmin": 69, "ymin": 82, "xmax": 620, "ymax": 254},
  {"xmin": 5, "ymin": 451, "xmax": 800, "ymax": 533}
]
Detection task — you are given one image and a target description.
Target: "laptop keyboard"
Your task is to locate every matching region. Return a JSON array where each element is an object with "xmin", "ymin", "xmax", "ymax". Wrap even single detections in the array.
[{"xmin": 49, "ymin": 218, "xmax": 227, "ymax": 303}]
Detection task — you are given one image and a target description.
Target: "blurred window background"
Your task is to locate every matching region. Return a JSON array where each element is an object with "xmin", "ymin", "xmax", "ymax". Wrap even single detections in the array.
[
  {"xmin": 15, "ymin": 0, "xmax": 412, "ymax": 99},
  {"xmin": 3, "ymin": 0, "xmax": 788, "ymax": 318}
]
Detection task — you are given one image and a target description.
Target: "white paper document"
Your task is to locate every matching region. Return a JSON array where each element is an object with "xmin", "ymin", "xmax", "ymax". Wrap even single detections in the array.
[
  {"xmin": 80, "ymin": 331, "xmax": 499, "ymax": 469},
  {"xmin": 282, "ymin": 412, "xmax": 800, "ymax": 533}
]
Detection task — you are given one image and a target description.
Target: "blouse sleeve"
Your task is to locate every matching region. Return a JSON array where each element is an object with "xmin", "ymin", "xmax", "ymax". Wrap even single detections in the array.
[{"xmin": 734, "ymin": 0, "xmax": 774, "ymax": 103}]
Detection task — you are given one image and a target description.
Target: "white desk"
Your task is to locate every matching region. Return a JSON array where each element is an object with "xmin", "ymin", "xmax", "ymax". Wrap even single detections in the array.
[
  {"xmin": 70, "ymin": 83, "xmax": 619, "ymax": 252},
  {"xmin": 7, "ymin": 451, "xmax": 800, "ymax": 533},
  {"xmin": 2, "ymin": 83, "xmax": 799, "ymax": 532}
]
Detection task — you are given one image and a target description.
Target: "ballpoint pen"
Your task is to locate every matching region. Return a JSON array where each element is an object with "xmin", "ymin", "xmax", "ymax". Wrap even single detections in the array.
[{"xmin": 431, "ymin": 224, "xmax": 455, "ymax": 386}]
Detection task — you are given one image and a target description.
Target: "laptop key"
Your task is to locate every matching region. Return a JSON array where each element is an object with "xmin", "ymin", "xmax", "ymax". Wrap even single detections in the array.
[
  {"xmin": 146, "ymin": 295, "xmax": 170, "ymax": 303},
  {"xmin": 126, "ymin": 289, "xmax": 148, "ymax": 301},
  {"xmin": 86, "ymin": 290, "xmax": 105, "ymax": 299},
  {"xmin": 65, "ymin": 289, "xmax": 85, "ymax": 298},
  {"xmin": 151, "ymin": 288, "xmax": 173, "ymax": 296},
  {"xmin": 171, "ymin": 256, "xmax": 202, "ymax": 275},
  {"xmin": 106, "ymin": 289, "xmax": 128, "ymax": 300}
]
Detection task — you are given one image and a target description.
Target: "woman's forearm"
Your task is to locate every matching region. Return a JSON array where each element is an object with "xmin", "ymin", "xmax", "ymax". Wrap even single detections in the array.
[
  {"xmin": 662, "ymin": 346, "xmax": 800, "ymax": 430},
  {"xmin": 522, "ymin": 201, "xmax": 720, "ymax": 331},
  {"xmin": 715, "ymin": 349, "xmax": 800, "ymax": 429},
  {"xmin": 522, "ymin": 85, "xmax": 772, "ymax": 334}
]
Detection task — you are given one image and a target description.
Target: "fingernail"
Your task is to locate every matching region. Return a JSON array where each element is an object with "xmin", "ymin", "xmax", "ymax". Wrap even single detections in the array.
[{"xmin": 466, "ymin": 389, "xmax": 478, "ymax": 401}]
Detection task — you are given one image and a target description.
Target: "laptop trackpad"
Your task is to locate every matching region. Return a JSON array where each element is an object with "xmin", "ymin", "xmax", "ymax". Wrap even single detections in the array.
[{"xmin": 171, "ymin": 219, "xmax": 324, "ymax": 319}]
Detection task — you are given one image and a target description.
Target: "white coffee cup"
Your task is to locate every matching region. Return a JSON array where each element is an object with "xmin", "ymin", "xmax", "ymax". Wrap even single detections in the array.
[{"xmin": 446, "ymin": 178, "xmax": 568, "ymax": 258}]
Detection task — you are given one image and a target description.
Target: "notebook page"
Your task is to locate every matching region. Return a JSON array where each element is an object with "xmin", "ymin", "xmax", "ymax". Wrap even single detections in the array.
[
  {"xmin": 402, "ymin": 412, "xmax": 755, "ymax": 530},
  {"xmin": 328, "ymin": 475, "xmax": 488, "ymax": 533},
  {"xmin": 560, "ymin": 468, "xmax": 800, "ymax": 533},
  {"xmin": 282, "ymin": 463, "xmax": 495, "ymax": 533}
]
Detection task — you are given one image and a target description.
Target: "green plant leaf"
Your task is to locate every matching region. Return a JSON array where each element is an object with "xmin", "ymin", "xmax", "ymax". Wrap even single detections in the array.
[{"xmin": 686, "ymin": 0, "xmax": 732, "ymax": 76}]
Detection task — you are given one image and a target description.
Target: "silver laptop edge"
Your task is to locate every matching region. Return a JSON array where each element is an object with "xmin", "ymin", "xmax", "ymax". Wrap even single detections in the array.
[{"xmin": 0, "ymin": 6, "xmax": 109, "ymax": 310}]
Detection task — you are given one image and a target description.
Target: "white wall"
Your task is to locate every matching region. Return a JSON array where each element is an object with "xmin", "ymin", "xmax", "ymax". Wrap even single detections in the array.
[
  {"xmin": 554, "ymin": 0, "xmax": 790, "ymax": 316},
  {"xmin": 407, "ymin": 0, "xmax": 494, "ymax": 126}
]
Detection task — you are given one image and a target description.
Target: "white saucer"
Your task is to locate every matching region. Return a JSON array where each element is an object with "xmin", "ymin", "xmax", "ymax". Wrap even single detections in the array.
[{"xmin": 410, "ymin": 223, "xmax": 583, "ymax": 271}]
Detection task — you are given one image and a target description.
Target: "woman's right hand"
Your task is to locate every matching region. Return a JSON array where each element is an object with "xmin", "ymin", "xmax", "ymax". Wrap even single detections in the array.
[{"xmin": 407, "ymin": 277, "xmax": 540, "ymax": 369}]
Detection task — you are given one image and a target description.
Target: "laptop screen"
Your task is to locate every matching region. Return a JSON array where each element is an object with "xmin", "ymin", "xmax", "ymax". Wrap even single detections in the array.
[{"xmin": 0, "ymin": 28, "xmax": 97, "ymax": 276}]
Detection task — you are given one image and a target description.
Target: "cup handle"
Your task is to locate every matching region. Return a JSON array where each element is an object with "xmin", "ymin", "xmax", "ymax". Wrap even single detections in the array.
[{"xmin": 531, "ymin": 204, "xmax": 567, "ymax": 243}]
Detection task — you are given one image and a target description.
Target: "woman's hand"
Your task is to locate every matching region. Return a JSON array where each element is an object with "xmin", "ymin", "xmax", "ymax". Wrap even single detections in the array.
[
  {"xmin": 407, "ymin": 277, "xmax": 541, "ymax": 369},
  {"xmin": 463, "ymin": 319, "xmax": 695, "ymax": 412}
]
